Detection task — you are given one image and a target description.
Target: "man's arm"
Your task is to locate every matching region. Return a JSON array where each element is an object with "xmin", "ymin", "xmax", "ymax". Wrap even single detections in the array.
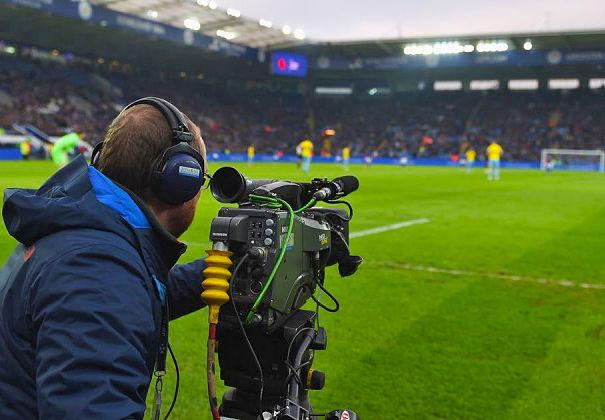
[
  {"xmin": 166, "ymin": 258, "xmax": 206, "ymax": 320},
  {"xmin": 30, "ymin": 246, "xmax": 156, "ymax": 420}
]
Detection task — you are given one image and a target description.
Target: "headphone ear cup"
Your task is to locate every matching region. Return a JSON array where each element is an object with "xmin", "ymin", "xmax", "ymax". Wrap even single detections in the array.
[{"xmin": 152, "ymin": 153, "xmax": 204, "ymax": 205}]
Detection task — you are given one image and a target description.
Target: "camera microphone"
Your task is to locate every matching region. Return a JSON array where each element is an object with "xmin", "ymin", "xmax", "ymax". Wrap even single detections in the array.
[{"xmin": 313, "ymin": 176, "xmax": 359, "ymax": 201}]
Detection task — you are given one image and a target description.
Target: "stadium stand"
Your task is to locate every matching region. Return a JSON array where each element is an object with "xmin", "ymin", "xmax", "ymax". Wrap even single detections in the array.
[{"xmin": 1, "ymin": 53, "xmax": 605, "ymax": 160}]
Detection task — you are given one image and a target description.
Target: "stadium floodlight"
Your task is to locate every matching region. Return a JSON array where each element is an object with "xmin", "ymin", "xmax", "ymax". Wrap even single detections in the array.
[
  {"xmin": 523, "ymin": 40, "xmax": 533, "ymax": 50},
  {"xmin": 293, "ymin": 29, "xmax": 306, "ymax": 40},
  {"xmin": 184, "ymin": 17, "xmax": 201, "ymax": 30},
  {"xmin": 367, "ymin": 87, "xmax": 391, "ymax": 95},
  {"xmin": 259, "ymin": 19, "xmax": 272, "ymax": 28},
  {"xmin": 403, "ymin": 44, "xmax": 433, "ymax": 55},
  {"xmin": 315, "ymin": 87, "xmax": 353, "ymax": 95},
  {"xmin": 470, "ymin": 80, "xmax": 500, "ymax": 90},
  {"xmin": 216, "ymin": 29, "xmax": 238, "ymax": 40},
  {"xmin": 548, "ymin": 79, "xmax": 579, "ymax": 90},
  {"xmin": 226, "ymin": 8, "xmax": 240, "ymax": 17},
  {"xmin": 541, "ymin": 149, "xmax": 605, "ymax": 172},
  {"xmin": 434, "ymin": 42, "xmax": 472, "ymax": 54},
  {"xmin": 403, "ymin": 41, "xmax": 474, "ymax": 55},
  {"xmin": 434, "ymin": 80, "xmax": 462, "ymax": 91},
  {"xmin": 589, "ymin": 78, "xmax": 605, "ymax": 89},
  {"xmin": 146, "ymin": 9, "xmax": 158, "ymax": 19},
  {"xmin": 476, "ymin": 40, "xmax": 508, "ymax": 53},
  {"xmin": 282, "ymin": 25, "xmax": 292, "ymax": 35},
  {"xmin": 208, "ymin": 0, "xmax": 217, "ymax": 9},
  {"xmin": 508, "ymin": 79, "xmax": 538, "ymax": 90}
]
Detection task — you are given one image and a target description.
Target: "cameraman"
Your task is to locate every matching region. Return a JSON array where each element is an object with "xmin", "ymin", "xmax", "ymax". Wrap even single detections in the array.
[{"xmin": 0, "ymin": 98, "xmax": 209, "ymax": 419}]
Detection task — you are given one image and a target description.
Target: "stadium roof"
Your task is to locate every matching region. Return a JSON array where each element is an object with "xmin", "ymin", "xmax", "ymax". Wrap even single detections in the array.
[
  {"xmin": 294, "ymin": 30, "xmax": 605, "ymax": 58},
  {"xmin": 90, "ymin": 0, "xmax": 307, "ymax": 49}
]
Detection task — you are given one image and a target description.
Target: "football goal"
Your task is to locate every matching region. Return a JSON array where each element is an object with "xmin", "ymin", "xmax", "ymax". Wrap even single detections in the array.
[{"xmin": 540, "ymin": 149, "xmax": 605, "ymax": 172}]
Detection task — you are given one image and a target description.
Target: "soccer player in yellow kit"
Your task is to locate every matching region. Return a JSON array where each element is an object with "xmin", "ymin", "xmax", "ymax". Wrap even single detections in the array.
[
  {"xmin": 342, "ymin": 146, "xmax": 351, "ymax": 170},
  {"xmin": 298, "ymin": 138, "xmax": 313, "ymax": 173},
  {"xmin": 20, "ymin": 139, "xmax": 32, "ymax": 160},
  {"xmin": 465, "ymin": 147, "xmax": 476, "ymax": 173},
  {"xmin": 247, "ymin": 144, "xmax": 255, "ymax": 166},
  {"xmin": 486, "ymin": 140, "xmax": 503, "ymax": 181}
]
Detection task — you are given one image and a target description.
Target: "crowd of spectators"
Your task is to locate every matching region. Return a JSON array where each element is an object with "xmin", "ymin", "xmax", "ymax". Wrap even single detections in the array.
[{"xmin": 1, "ymin": 55, "xmax": 604, "ymax": 162}]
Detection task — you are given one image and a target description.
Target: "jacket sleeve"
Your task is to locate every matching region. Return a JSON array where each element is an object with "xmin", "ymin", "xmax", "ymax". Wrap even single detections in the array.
[
  {"xmin": 29, "ymin": 245, "xmax": 156, "ymax": 420},
  {"xmin": 166, "ymin": 258, "xmax": 206, "ymax": 320}
]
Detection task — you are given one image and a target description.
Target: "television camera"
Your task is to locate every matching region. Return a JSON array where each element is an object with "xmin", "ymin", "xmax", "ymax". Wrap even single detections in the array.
[{"xmin": 200, "ymin": 167, "xmax": 362, "ymax": 420}]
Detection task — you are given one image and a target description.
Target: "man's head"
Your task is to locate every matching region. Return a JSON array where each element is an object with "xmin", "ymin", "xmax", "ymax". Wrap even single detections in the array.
[{"xmin": 96, "ymin": 103, "xmax": 207, "ymax": 238}]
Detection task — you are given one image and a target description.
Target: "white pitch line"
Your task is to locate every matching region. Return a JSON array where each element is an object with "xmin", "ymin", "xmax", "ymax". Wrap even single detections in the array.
[
  {"xmin": 373, "ymin": 261, "xmax": 605, "ymax": 290},
  {"xmin": 185, "ymin": 218, "xmax": 430, "ymax": 246},
  {"xmin": 349, "ymin": 218, "xmax": 430, "ymax": 238}
]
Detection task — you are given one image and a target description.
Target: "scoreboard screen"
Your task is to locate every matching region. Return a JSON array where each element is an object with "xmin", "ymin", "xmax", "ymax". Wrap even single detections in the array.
[{"xmin": 271, "ymin": 52, "xmax": 308, "ymax": 77}]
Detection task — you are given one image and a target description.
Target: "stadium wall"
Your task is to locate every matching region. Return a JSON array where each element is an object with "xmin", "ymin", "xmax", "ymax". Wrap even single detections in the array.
[
  {"xmin": 5, "ymin": 150, "xmax": 603, "ymax": 171},
  {"xmin": 207, "ymin": 153, "xmax": 542, "ymax": 168},
  {"xmin": 0, "ymin": 148, "xmax": 21, "ymax": 160}
]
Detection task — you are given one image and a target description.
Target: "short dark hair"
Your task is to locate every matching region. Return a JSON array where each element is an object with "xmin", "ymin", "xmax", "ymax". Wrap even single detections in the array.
[{"xmin": 97, "ymin": 104, "xmax": 202, "ymax": 199}]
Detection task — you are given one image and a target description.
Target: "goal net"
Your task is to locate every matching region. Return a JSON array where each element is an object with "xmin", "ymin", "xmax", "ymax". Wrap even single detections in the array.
[{"xmin": 540, "ymin": 149, "xmax": 605, "ymax": 172}]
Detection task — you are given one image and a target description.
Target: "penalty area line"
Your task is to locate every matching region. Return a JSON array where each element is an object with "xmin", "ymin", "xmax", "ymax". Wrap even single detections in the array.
[
  {"xmin": 372, "ymin": 261, "xmax": 605, "ymax": 290},
  {"xmin": 350, "ymin": 218, "xmax": 430, "ymax": 239}
]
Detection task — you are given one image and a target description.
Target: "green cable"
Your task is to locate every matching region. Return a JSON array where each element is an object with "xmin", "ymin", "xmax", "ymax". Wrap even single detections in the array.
[
  {"xmin": 294, "ymin": 198, "xmax": 317, "ymax": 214},
  {"xmin": 245, "ymin": 194, "xmax": 296, "ymax": 323}
]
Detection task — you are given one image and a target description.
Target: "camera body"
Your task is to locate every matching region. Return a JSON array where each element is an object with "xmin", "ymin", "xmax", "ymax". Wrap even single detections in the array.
[{"xmin": 210, "ymin": 206, "xmax": 348, "ymax": 327}]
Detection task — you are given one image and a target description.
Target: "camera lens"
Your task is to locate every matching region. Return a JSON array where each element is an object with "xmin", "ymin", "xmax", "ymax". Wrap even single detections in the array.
[{"xmin": 210, "ymin": 167, "xmax": 245, "ymax": 203}]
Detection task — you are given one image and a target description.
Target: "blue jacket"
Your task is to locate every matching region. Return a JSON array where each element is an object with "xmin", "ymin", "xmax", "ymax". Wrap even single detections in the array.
[{"xmin": 0, "ymin": 156, "xmax": 206, "ymax": 419}]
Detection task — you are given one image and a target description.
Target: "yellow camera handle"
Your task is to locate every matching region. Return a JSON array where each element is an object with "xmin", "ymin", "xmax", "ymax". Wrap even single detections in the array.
[
  {"xmin": 201, "ymin": 247, "xmax": 233, "ymax": 420},
  {"xmin": 201, "ymin": 249, "xmax": 233, "ymax": 324}
]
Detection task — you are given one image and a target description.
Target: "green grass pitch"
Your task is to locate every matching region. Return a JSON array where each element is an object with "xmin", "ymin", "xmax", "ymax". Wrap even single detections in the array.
[{"xmin": 2, "ymin": 160, "xmax": 605, "ymax": 419}]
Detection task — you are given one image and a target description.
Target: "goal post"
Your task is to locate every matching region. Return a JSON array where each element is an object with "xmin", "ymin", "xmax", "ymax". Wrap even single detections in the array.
[{"xmin": 540, "ymin": 149, "xmax": 605, "ymax": 172}]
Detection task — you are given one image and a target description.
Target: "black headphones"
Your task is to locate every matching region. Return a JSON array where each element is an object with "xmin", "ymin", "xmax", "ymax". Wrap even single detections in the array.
[{"xmin": 91, "ymin": 97, "xmax": 206, "ymax": 205}]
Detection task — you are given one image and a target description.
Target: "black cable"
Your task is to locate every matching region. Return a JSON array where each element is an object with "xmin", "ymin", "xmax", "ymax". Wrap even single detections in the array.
[
  {"xmin": 310, "ymin": 292, "xmax": 338, "ymax": 313},
  {"xmin": 284, "ymin": 359, "xmax": 312, "ymax": 386},
  {"xmin": 315, "ymin": 280, "xmax": 340, "ymax": 313},
  {"xmin": 230, "ymin": 254, "xmax": 265, "ymax": 415},
  {"xmin": 287, "ymin": 327, "xmax": 315, "ymax": 363},
  {"xmin": 163, "ymin": 343, "xmax": 179, "ymax": 420},
  {"xmin": 326, "ymin": 199, "xmax": 353, "ymax": 220},
  {"xmin": 283, "ymin": 361, "xmax": 305, "ymax": 388},
  {"xmin": 285, "ymin": 326, "xmax": 315, "ymax": 391},
  {"xmin": 289, "ymin": 283, "xmax": 307, "ymax": 312}
]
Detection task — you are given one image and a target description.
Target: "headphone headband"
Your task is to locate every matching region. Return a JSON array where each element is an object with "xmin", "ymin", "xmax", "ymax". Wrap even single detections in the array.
[{"xmin": 123, "ymin": 97, "xmax": 194, "ymax": 143}]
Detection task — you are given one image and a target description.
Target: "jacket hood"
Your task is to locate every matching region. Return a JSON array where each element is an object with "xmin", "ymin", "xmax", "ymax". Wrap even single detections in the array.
[{"xmin": 2, "ymin": 156, "xmax": 186, "ymax": 270}]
